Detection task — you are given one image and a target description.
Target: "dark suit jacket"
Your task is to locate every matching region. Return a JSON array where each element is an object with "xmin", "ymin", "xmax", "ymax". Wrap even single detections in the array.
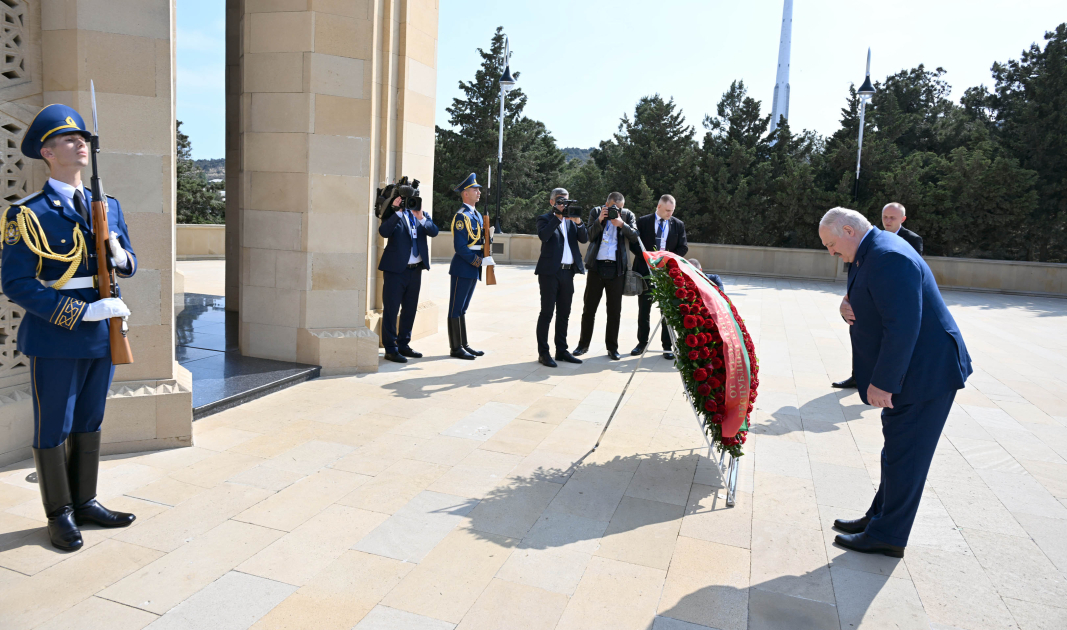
[
  {"xmin": 848, "ymin": 228, "xmax": 971, "ymax": 406},
  {"xmin": 584, "ymin": 206, "xmax": 639, "ymax": 275},
  {"xmin": 535, "ymin": 212, "xmax": 588, "ymax": 275},
  {"xmin": 377, "ymin": 209, "xmax": 439, "ymax": 273},
  {"xmin": 894, "ymin": 225, "xmax": 923, "ymax": 256},
  {"xmin": 631, "ymin": 213, "xmax": 688, "ymax": 275}
]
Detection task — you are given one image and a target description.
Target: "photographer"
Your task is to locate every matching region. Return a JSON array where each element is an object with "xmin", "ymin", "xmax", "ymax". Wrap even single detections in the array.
[
  {"xmin": 377, "ymin": 181, "xmax": 438, "ymax": 363},
  {"xmin": 574, "ymin": 192, "xmax": 639, "ymax": 360},
  {"xmin": 534, "ymin": 188, "xmax": 588, "ymax": 367}
]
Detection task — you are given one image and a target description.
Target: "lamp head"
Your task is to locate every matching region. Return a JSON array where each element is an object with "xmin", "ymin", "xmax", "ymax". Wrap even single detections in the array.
[
  {"xmin": 858, "ymin": 47, "xmax": 876, "ymax": 97},
  {"xmin": 499, "ymin": 36, "xmax": 516, "ymax": 91}
]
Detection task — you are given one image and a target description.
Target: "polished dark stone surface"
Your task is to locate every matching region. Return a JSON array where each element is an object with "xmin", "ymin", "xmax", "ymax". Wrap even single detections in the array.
[{"xmin": 176, "ymin": 293, "xmax": 320, "ymax": 417}]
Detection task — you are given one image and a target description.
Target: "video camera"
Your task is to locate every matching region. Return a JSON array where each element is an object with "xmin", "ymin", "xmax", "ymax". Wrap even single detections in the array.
[
  {"xmin": 555, "ymin": 198, "xmax": 584, "ymax": 219},
  {"xmin": 375, "ymin": 176, "xmax": 423, "ymax": 220}
]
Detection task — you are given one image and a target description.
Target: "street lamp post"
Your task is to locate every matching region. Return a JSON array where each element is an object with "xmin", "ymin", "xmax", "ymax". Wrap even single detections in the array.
[
  {"xmin": 496, "ymin": 36, "xmax": 516, "ymax": 232},
  {"xmin": 854, "ymin": 48, "xmax": 876, "ymax": 201}
]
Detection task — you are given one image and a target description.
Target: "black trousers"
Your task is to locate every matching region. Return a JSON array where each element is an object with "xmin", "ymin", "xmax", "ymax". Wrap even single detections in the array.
[
  {"xmin": 578, "ymin": 262, "xmax": 625, "ymax": 352},
  {"xmin": 536, "ymin": 268, "xmax": 576, "ymax": 355},
  {"xmin": 637, "ymin": 291, "xmax": 672, "ymax": 351},
  {"xmin": 382, "ymin": 267, "xmax": 422, "ymax": 353}
]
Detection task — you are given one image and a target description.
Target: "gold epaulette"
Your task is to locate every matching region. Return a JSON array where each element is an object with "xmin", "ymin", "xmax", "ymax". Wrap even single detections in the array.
[{"xmin": 2, "ymin": 204, "xmax": 87, "ymax": 288}]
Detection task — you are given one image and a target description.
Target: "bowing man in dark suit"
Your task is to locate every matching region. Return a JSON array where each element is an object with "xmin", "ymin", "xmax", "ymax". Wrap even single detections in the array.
[
  {"xmin": 378, "ymin": 195, "xmax": 439, "ymax": 363},
  {"xmin": 534, "ymin": 188, "xmax": 588, "ymax": 367},
  {"xmin": 819, "ymin": 207, "xmax": 972, "ymax": 558},
  {"xmin": 630, "ymin": 194, "xmax": 688, "ymax": 359},
  {"xmin": 833, "ymin": 202, "xmax": 924, "ymax": 389}
]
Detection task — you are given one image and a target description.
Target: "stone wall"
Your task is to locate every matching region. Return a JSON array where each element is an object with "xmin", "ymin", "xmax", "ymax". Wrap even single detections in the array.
[{"xmin": 177, "ymin": 224, "xmax": 226, "ymax": 260}]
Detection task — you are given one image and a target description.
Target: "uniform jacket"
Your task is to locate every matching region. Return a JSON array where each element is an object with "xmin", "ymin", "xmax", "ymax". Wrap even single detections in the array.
[
  {"xmin": 378, "ymin": 209, "xmax": 439, "ymax": 273},
  {"xmin": 583, "ymin": 206, "xmax": 638, "ymax": 275},
  {"xmin": 1, "ymin": 183, "xmax": 137, "ymax": 359},
  {"xmin": 895, "ymin": 225, "xmax": 923, "ymax": 256},
  {"xmin": 535, "ymin": 212, "xmax": 588, "ymax": 275},
  {"xmin": 848, "ymin": 228, "xmax": 970, "ymax": 406},
  {"xmin": 631, "ymin": 213, "xmax": 688, "ymax": 276},
  {"xmin": 449, "ymin": 205, "xmax": 485, "ymax": 280}
]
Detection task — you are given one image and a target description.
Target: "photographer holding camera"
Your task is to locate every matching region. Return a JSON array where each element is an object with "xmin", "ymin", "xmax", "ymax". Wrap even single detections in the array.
[
  {"xmin": 533, "ymin": 188, "xmax": 588, "ymax": 367},
  {"xmin": 376, "ymin": 178, "xmax": 438, "ymax": 363},
  {"xmin": 574, "ymin": 192, "xmax": 638, "ymax": 360}
]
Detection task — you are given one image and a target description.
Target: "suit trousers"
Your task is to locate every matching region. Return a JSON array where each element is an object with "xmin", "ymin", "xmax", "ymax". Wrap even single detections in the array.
[
  {"xmin": 578, "ymin": 263, "xmax": 625, "ymax": 352},
  {"xmin": 382, "ymin": 267, "xmax": 423, "ymax": 353},
  {"xmin": 636, "ymin": 291, "xmax": 671, "ymax": 351},
  {"xmin": 30, "ymin": 355, "xmax": 116, "ymax": 449},
  {"xmin": 536, "ymin": 268, "xmax": 575, "ymax": 355},
  {"xmin": 865, "ymin": 390, "xmax": 956, "ymax": 546}
]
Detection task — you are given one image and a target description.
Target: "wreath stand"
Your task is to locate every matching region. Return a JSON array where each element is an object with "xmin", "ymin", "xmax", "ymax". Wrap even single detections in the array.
[{"xmin": 590, "ymin": 316, "xmax": 740, "ymax": 508}]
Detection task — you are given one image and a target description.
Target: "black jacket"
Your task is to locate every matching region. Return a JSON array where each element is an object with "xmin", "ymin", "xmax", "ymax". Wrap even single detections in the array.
[
  {"xmin": 378, "ymin": 210, "xmax": 439, "ymax": 272},
  {"xmin": 631, "ymin": 213, "xmax": 688, "ymax": 275},
  {"xmin": 535, "ymin": 212, "xmax": 588, "ymax": 275},
  {"xmin": 895, "ymin": 226, "xmax": 923, "ymax": 256},
  {"xmin": 584, "ymin": 206, "xmax": 639, "ymax": 275}
]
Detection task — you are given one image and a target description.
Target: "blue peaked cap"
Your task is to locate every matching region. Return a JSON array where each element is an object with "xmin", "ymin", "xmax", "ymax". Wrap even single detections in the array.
[
  {"xmin": 453, "ymin": 173, "xmax": 482, "ymax": 193},
  {"xmin": 21, "ymin": 104, "xmax": 92, "ymax": 160}
]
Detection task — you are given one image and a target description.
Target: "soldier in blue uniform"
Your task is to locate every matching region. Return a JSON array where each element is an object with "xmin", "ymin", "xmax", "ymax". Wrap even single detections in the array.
[
  {"xmin": 1, "ymin": 104, "xmax": 138, "ymax": 551},
  {"xmin": 448, "ymin": 173, "xmax": 486, "ymax": 360}
]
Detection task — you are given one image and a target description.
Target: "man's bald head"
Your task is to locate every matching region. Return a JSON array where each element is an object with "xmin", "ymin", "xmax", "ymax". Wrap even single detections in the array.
[{"xmin": 882, "ymin": 202, "xmax": 907, "ymax": 234}]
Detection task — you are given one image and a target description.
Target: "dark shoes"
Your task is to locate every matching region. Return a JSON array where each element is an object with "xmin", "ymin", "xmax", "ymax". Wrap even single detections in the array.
[
  {"xmin": 384, "ymin": 352, "xmax": 407, "ymax": 363},
  {"xmin": 833, "ymin": 516, "xmax": 871, "ymax": 534},
  {"xmin": 834, "ymin": 532, "xmax": 905, "ymax": 558},
  {"xmin": 572, "ymin": 345, "xmax": 588, "ymax": 357},
  {"xmin": 832, "ymin": 375, "xmax": 857, "ymax": 389},
  {"xmin": 555, "ymin": 350, "xmax": 582, "ymax": 364},
  {"xmin": 399, "ymin": 347, "xmax": 423, "ymax": 358},
  {"xmin": 447, "ymin": 318, "xmax": 475, "ymax": 360},
  {"xmin": 538, "ymin": 354, "xmax": 558, "ymax": 368},
  {"xmin": 663, "ymin": 352, "xmax": 675, "ymax": 360},
  {"xmin": 69, "ymin": 432, "xmax": 135, "ymax": 529},
  {"xmin": 459, "ymin": 315, "xmax": 483, "ymax": 356},
  {"xmin": 630, "ymin": 343, "xmax": 645, "ymax": 356},
  {"xmin": 607, "ymin": 350, "xmax": 622, "ymax": 361},
  {"xmin": 33, "ymin": 444, "xmax": 82, "ymax": 552}
]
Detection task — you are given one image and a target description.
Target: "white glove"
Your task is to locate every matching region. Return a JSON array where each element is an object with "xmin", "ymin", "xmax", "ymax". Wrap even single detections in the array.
[
  {"xmin": 83, "ymin": 298, "xmax": 131, "ymax": 322},
  {"xmin": 482, "ymin": 256, "xmax": 496, "ymax": 267},
  {"xmin": 109, "ymin": 231, "xmax": 130, "ymax": 270},
  {"xmin": 489, "ymin": 226, "xmax": 496, "ymax": 237}
]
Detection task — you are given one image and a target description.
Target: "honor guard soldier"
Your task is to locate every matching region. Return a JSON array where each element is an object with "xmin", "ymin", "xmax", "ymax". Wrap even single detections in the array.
[
  {"xmin": 1, "ymin": 104, "xmax": 138, "ymax": 551},
  {"xmin": 448, "ymin": 173, "xmax": 486, "ymax": 360}
]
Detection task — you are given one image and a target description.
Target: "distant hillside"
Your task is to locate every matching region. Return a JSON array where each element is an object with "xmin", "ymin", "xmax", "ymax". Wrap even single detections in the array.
[
  {"xmin": 194, "ymin": 158, "xmax": 225, "ymax": 179},
  {"xmin": 562, "ymin": 147, "xmax": 594, "ymax": 163}
]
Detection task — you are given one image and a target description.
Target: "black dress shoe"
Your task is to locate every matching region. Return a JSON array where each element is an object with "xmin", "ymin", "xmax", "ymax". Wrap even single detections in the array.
[
  {"xmin": 607, "ymin": 350, "xmax": 622, "ymax": 361},
  {"xmin": 555, "ymin": 351, "xmax": 582, "ymax": 364},
  {"xmin": 384, "ymin": 352, "xmax": 408, "ymax": 363},
  {"xmin": 834, "ymin": 532, "xmax": 904, "ymax": 558},
  {"xmin": 630, "ymin": 343, "xmax": 646, "ymax": 356},
  {"xmin": 399, "ymin": 347, "xmax": 423, "ymax": 358},
  {"xmin": 832, "ymin": 375, "xmax": 857, "ymax": 389},
  {"xmin": 663, "ymin": 352, "xmax": 675, "ymax": 360},
  {"xmin": 538, "ymin": 354, "xmax": 558, "ymax": 368},
  {"xmin": 572, "ymin": 346, "xmax": 589, "ymax": 356},
  {"xmin": 450, "ymin": 348, "xmax": 476, "ymax": 360},
  {"xmin": 833, "ymin": 516, "xmax": 871, "ymax": 534},
  {"xmin": 68, "ymin": 432, "xmax": 135, "ymax": 529}
]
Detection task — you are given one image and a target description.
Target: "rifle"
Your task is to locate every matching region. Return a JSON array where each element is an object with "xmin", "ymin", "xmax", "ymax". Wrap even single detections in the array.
[
  {"xmin": 482, "ymin": 209, "xmax": 496, "ymax": 285},
  {"xmin": 89, "ymin": 80, "xmax": 134, "ymax": 365}
]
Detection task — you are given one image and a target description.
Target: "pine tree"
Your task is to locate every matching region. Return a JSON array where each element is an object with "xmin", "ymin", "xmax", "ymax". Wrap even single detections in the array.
[{"xmin": 176, "ymin": 121, "xmax": 225, "ymax": 224}]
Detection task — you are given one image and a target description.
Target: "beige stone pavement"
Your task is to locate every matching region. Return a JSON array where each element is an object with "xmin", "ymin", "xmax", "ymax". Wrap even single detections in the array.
[{"xmin": 2, "ymin": 262, "xmax": 1067, "ymax": 630}]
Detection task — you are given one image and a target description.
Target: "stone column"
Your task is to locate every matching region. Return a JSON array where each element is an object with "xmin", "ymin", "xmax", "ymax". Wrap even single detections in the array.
[
  {"xmin": 0, "ymin": 0, "xmax": 192, "ymax": 466},
  {"xmin": 238, "ymin": 0, "xmax": 438, "ymax": 375}
]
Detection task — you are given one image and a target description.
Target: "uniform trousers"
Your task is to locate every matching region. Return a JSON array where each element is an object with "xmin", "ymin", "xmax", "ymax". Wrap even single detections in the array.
[
  {"xmin": 636, "ymin": 291, "xmax": 672, "ymax": 351},
  {"xmin": 30, "ymin": 355, "xmax": 115, "ymax": 449},
  {"xmin": 448, "ymin": 275, "xmax": 477, "ymax": 319},
  {"xmin": 536, "ymin": 267, "xmax": 575, "ymax": 355},
  {"xmin": 865, "ymin": 390, "xmax": 956, "ymax": 547},
  {"xmin": 578, "ymin": 261, "xmax": 625, "ymax": 352},
  {"xmin": 382, "ymin": 266, "xmax": 423, "ymax": 353}
]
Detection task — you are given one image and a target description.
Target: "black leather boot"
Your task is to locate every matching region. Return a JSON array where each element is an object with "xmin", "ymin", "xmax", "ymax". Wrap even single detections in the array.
[
  {"xmin": 32, "ymin": 444, "xmax": 83, "ymax": 551},
  {"xmin": 69, "ymin": 432, "xmax": 135, "ymax": 528},
  {"xmin": 448, "ymin": 318, "xmax": 475, "ymax": 360},
  {"xmin": 833, "ymin": 515, "xmax": 871, "ymax": 534},
  {"xmin": 459, "ymin": 315, "xmax": 483, "ymax": 356}
]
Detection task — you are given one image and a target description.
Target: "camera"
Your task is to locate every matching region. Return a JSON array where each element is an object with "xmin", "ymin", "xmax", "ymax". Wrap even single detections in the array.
[
  {"xmin": 606, "ymin": 205, "xmax": 620, "ymax": 220},
  {"xmin": 375, "ymin": 176, "xmax": 422, "ymax": 220},
  {"xmin": 555, "ymin": 198, "xmax": 583, "ymax": 219}
]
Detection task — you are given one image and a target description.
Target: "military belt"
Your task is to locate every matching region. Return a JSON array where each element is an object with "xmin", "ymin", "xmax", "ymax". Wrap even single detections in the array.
[{"xmin": 40, "ymin": 276, "xmax": 96, "ymax": 290}]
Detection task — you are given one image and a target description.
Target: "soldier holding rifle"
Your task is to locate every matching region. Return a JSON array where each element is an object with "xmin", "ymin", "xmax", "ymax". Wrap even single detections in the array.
[
  {"xmin": 447, "ymin": 173, "xmax": 492, "ymax": 360},
  {"xmin": 1, "ymin": 99, "xmax": 138, "ymax": 552}
]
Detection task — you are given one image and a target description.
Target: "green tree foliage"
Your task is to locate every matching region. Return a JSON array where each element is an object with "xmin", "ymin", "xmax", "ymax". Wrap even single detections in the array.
[{"xmin": 176, "ymin": 121, "xmax": 225, "ymax": 224}]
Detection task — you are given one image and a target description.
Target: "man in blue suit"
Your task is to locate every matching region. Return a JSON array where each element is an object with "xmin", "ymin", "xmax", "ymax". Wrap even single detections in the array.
[
  {"xmin": 447, "ymin": 173, "xmax": 485, "ymax": 360},
  {"xmin": 1, "ymin": 104, "xmax": 139, "ymax": 551},
  {"xmin": 378, "ymin": 192, "xmax": 439, "ymax": 363},
  {"xmin": 534, "ymin": 188, "xmax": 587, "ymax": 367},
  {"xmin": 818, "ymin": 207, "xmax": 972, "ymax": 558}
]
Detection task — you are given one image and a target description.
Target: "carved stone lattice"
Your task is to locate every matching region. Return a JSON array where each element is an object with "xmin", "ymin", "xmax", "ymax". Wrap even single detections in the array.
[
  {"xmin": 0, "ymin": 0, "xmax": 28, "ymax": 89},
  {"xmin": 0, "ymin": 112, "xmax": 28, "ymax": 204},
  {"xmin": 0, "ymin": 298, "xmax": 28, "ymax": 384}
]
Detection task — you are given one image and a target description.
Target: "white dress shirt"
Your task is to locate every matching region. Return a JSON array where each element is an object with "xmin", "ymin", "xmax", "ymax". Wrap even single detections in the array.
[
  {"xmin": 48, "ymin": 177, "xmax": 88, "ymax": 217},
  {"xmin": 597, "ymin": 214, "xmax": 618, "ymax": 261},
  {"xmin": 559, "ymin": 217, "xmax": 573, "ymax": 265}
]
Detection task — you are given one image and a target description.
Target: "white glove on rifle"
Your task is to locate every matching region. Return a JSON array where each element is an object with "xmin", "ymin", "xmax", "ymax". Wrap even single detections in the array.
[
  {"xmin": 108, "ymin": 231, "xmax": 130, "ymax": 271},
  {"xmin": 83, "ymin": 298, "xmax": 131, "ymax": 322}
]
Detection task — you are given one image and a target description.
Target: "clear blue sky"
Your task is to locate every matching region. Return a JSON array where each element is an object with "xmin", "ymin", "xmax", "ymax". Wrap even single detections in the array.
[{"xmin": 177, "ymin": 0, "xmax": 1065, "ymax": 159}]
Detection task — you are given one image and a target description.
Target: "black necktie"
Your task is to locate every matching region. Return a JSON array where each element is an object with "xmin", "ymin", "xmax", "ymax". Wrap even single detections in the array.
[{"xmin": 73, "ymin": 189, "xmax": 89, "ymax": 224}]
